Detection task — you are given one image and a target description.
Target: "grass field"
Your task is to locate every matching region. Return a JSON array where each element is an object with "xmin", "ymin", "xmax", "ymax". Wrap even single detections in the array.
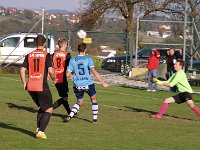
[{"xmin": 1, "ymin": 73, "xmax": 200, "ymax": 150}]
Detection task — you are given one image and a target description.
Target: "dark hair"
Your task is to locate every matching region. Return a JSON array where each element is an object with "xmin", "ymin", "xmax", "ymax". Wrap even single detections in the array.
[
  {"xmin": 177, "ymin": 59, "xmax": 185, "ymax": 67},
  {"xmin": 78, "ymin": 43, "xmax": 87, "ymax": 52},
  {"xmin": 36, "ymin": 35, "xmax": 46, "ymax": 46}
]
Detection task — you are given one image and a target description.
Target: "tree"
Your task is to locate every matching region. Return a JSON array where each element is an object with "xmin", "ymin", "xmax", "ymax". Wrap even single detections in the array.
[
  {"xmin": 77, "ymin": 0, "xmax": 200, "ymax": 52},
  {"xmin": 24, "ymin": 9, "xmax": 33, "ymax": 20}
]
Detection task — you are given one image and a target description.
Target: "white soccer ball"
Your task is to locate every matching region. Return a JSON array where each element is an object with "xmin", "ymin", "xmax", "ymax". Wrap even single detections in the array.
[{"xmin": 77, "ymin": 30, "xmax": 87, "ymax": 39}]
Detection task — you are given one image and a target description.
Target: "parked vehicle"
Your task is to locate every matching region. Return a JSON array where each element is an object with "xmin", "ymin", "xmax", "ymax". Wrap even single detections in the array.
[
  {"xmin": 101, "ymin": 48, "xmax": 192, "ymax": 74},
  {"xmin": 0, "ymin": 33, "xmax": 55, "ymax": 66}
]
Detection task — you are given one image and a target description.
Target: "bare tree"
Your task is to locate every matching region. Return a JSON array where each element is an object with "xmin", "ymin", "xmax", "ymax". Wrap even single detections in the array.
[{"xmin": 77, "ymin": 0, "xmax": 200, "ymax": 51}]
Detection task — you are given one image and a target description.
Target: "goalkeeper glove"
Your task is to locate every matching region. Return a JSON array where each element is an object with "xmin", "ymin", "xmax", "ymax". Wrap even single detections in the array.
[{"xmin": 152, "ymin": 78, "xmax": 163, "ymax": 85}]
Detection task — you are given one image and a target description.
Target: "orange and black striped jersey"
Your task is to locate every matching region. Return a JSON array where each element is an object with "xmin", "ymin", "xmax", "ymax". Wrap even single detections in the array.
[
  {"xmin": 22, "ymin": 49, "xmax": 53, "ymax": 91},
  {"xmin": 52, "ymin": 50, "xmax": 71, "ymax": 83}
]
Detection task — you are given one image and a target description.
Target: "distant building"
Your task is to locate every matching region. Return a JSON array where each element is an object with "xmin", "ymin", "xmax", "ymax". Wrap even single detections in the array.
[
  {"xmin": 67, "ymin": 14, "xmax": 79, "ymax": 23},
  {"xmin": 159, "ymin": 25, "xmax": 171, "ymax": 38},
  {"xmin": 6, "ymin": 7, "xmax": 17, "ymax": 16}
]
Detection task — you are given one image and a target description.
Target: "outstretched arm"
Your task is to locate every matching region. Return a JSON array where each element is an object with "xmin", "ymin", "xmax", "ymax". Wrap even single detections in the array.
[
  {"xmin": 153, "ymin": 78, "xmax": 171, "ymax": 87},
  {"xmin": 91, "ymin": 67, "xmax": 109, "ymax": 88}
]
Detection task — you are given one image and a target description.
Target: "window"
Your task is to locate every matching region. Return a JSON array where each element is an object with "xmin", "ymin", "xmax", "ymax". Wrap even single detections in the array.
[
  {"xmin": 1, "ymin": 37, "xmax": 20, "ymax": 47},
  {"xmin": 24, "ymin": 37, "xmax": 36, "ymax": 48}
]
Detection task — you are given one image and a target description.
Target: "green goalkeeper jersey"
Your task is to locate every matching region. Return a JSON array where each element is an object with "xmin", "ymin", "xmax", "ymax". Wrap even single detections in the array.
[{"xmin": 167, "ymin": 70, "xmax": 193, "ymax": 93}]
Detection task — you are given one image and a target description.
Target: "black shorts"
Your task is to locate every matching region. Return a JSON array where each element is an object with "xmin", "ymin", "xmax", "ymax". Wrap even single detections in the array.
[
  {"xmin": 172, "ymin": 92, "xmax": 193, "ymax": 104},
  {"xmin": 28, "ymin": 89, "xmax": 53, "ymax": 111},
  {"xmin": 55, "ymin": 82, "xmax": 69, "ymax": 97}
]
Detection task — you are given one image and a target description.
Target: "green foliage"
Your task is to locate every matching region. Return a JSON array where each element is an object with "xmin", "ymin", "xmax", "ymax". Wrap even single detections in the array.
[{"xmin": 1, "ymin": 73, "xmax": 200, "ymax": 149}]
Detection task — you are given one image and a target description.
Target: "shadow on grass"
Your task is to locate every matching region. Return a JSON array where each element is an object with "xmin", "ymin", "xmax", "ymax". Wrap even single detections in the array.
[
  {"xmin": 123, "ymin": 106, "xmax": 197, "ymax": 121},
  {"xmin": 0, "ymin": 122, "xmax": 35, "ymax": 138},
  {"xmin": 6, "ymin": 103, "xmax": 91, "ymax": 123},
  {"xmin": 73, "ymin": 116, "xmax": 92, "ymax": 123}
]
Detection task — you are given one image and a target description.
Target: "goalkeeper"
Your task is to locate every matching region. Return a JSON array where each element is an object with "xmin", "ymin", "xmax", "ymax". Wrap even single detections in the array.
[{"xmin": 151, "ymin": 59, "xmax": 200, "ymax": 118}]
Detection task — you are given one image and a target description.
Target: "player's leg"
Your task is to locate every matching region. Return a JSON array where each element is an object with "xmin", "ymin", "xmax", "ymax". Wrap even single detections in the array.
[
  {"xmin": 61, "ymin": 97, "xmax": 71, "ymax": 114},
  {"xmin": 151, "ymin": 97, "xmax": 175, "ymax": 118},
  {"xmin": 186, "ymin": 100, "xmax": 200, "ymax": 116},
  {"xmin": 53, "ymin": 97, "xmax": 71, "ymax": 114},
  {"xmin": 28, "ymin": 91, "xmax": 41, "ymax": 133},
  {"xmin": 63, "ymin": 86, "xmax": 84, "ymax": 123},
  {"xmin": 36, "ymin": 90, "xmax": 53, "ymax": 139},
  {"xmin": 87, "ymin": 84, "xmax": 98, "ymax": 123},
  {"xmin": 53, "ymin": 83, "xmax": 71, "ymax": 114},
  {"xmin": 36, "ymin": 108, "xmax": 43, "ymax": 133},
  {"xmin": 90, "ymin": 95, "xmax": 98, "ymax": 123}
]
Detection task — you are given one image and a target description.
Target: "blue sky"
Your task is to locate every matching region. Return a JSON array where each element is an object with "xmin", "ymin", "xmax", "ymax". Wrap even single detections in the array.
[{"xmin": 0, "ymin": 0, "xmax": 81, "ymax": 11}]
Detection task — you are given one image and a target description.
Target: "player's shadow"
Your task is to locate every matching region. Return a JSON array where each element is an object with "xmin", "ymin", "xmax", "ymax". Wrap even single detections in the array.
[
  {"xmin": 0, "ymin": 122, "xmax": 35, "ymax": 138},
  {"xmin": 6, "ymin": 103, "xmax": 65, "ymax": 118},
  {"xmin": 123, "ymin": 106, "xmax": 156, "ymax": 114},
  {"xmin": 73, "ymin": 116, "xmax": 92, "ymax": 123},
  {"xmin": 123, "ymin": 106, "xmax": 196, "ymax": 121},
  {"xmin": 6, "ymin": 103, "xmax": 92, "ymax": 123}
]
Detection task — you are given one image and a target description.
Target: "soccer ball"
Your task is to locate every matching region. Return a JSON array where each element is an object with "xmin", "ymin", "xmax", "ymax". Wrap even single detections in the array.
[{"xmin": 77, "ymin": 30, "xmax": 87, "ymax": 39}]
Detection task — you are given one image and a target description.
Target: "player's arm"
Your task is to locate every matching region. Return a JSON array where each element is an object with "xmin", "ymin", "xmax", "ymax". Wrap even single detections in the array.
[
  {"xmin": 91, "ymin": 67, "xmax": 109, "ymax": 88},
  {"xmin": 48, "ymin": 67, "xmax": 56, "ymax": 83},
  {"xmin": 46, "ymin": 54, "xmax": 56, "ymax": 83},
  {"xmin": 66, "ymin": 59, "xmax": 73, "ymax": 78},
  {"xmin": 20, "ymin": 67, "xmax": 27, "ymax": 90},
  {"xmin": 66, "ymin": 71, "xmax": 72, "ymax": 78}
]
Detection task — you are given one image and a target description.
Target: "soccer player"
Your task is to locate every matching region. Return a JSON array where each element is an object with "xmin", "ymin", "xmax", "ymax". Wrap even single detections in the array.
[
  {"xmin": 151, "ymin": 59, "xmax": 200, "ymax": 118},
  {"xmin": 64, "ymin": 43, "xmax": 109, "ymax": 123},
  {"xmin": 52, "ymin": 38, "xmax": 71, "ymax": 115},
  {"xmin": 20, "ymin": 35, "xmax": 56, "ymax": 139}
]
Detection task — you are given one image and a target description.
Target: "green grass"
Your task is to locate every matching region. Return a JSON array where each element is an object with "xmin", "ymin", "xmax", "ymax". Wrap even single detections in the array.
[
  {"xmin": 0, "ymin": 16, "xmax": 10, "ymax": 22},
  {"xmin": 1, "ymin": 73, "xmax": 200, "ymax": 150}
]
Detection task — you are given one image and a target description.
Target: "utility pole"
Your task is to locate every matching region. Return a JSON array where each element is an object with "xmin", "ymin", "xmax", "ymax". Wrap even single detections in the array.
[
  {"xmin": 41, "ymin": 8, "xmax": 44, "ymax": 34},
  {"xmin": 183, "ymin": 0, "xmax": 188, "ymax": 63}
]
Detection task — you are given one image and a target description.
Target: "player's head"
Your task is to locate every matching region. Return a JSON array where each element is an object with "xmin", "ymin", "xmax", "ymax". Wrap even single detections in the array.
[
  {"xmin": 58, "ymin": 38, "xmax": 67, "ymax": 49},
  {"xmin": 36, "ymin": 35, "xmax": 46, "ymax": 47},
  {"xmin": 174, "ymin": 59, "xmax": 185, "ymax": 71},
  {"xmin": 78, "ymin": 43, "xmax": 87, "ymax": 53}
]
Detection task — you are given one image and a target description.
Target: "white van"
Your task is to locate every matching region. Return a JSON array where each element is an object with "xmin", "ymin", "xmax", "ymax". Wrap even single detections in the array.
[{"xmin": 0, "ymin": 33, "xmax": 55, "ymax": 66}]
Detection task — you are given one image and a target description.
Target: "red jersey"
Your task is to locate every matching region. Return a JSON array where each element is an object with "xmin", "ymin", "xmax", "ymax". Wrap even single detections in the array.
[
  {"xmin": 53, "ymin": 50, "xmax": 68, "ymax": 83},
  {"xmin": 27, "ymin": 49, "xmax": 48, "ymax": 91}
]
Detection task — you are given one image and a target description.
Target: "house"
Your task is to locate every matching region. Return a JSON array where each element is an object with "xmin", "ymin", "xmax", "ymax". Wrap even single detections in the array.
[
  {"xmin": 6, "ymin": 7, "xmax": 17, "ymax": 16},
  {"xmin": 67, "ymin": 14, "xmax": 79, "ymax": 24},
  {"xmin": 159, "ymin": 25, "xmax": 171, "ymax": 38}
]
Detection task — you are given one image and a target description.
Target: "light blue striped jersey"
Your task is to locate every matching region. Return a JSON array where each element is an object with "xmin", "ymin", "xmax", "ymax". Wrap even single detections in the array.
[{"xmin": 67, "ymin": 55, "xmax": 94, "ymax": 86}]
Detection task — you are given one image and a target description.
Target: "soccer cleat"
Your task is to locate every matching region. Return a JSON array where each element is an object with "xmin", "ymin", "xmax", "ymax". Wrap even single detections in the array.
[
  {"xmin": 147, "ymin": 89, "xmax": 151, "ymax": 92},
  {"xmin": 93, "ymin": 119, "xmax": 97, "ymax": 124},
  {"xmin": 63, "ymin": 116, "xmax": 71, "ymax": 123},
  {"xmin": 152, "ymin": 90, "xmax": 157, "ymax": 92},
  {"xmin": 151, "ymin": 114, "xmax": 162, "ymax": 119},
  {"xmin": 36, "ymin": 132, "xmax": 47, "ymax": 139}
]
